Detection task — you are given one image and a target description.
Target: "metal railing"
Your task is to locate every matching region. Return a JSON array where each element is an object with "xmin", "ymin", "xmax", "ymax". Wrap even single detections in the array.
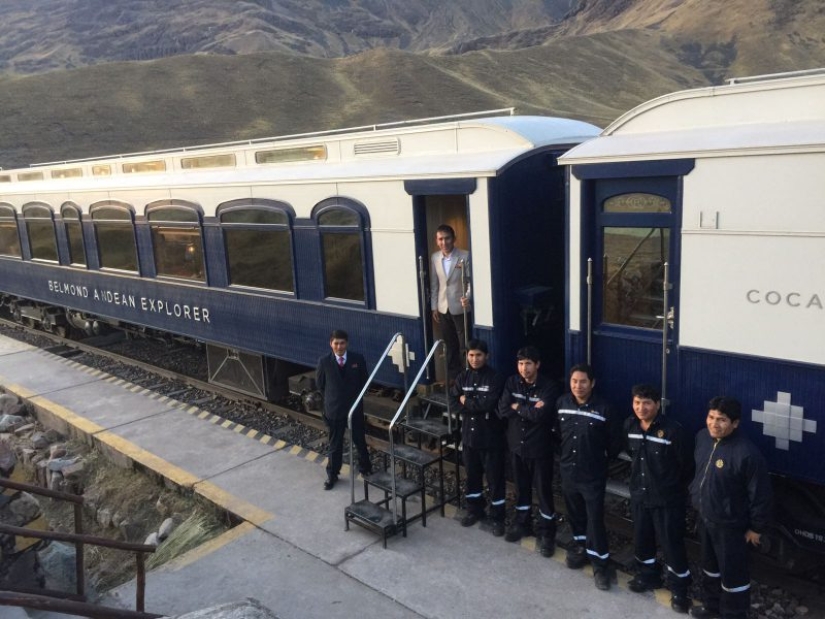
[
  {"xmin": 0, "ymin": 477, "xmax": 158, "ymax": 616},
  {"xmin": 385, "ymin": 339, "xmax": 449, "ymax": 523},
  {"xmin": 347, "ymin": 332, "xmax": 408, "ymax": 504}
]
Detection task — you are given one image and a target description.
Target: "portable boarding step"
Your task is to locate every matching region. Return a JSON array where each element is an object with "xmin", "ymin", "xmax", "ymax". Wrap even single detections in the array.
[
  {"xmin": 344, "ymin": 499, "xmax": 398, "ymax": 548},
  {"xmin": 400, "ymin": 414, "xmax": 461, "ymax": 515},
  {"xmin": 344, "ymin": 335, "xmax": 456, "ymax": 547},
  {"xmin": 362, "ymin": 471, "xmax": 425, "ymax": 530}
]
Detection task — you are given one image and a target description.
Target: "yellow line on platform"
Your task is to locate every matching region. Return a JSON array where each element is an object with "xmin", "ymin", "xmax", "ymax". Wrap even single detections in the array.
[
  {"xmin": 160, "ymin": 521, "xmax": 258, "ymax": 571},
  {"xmin": 29, "ymin": 394, "xmax": 107, "ymax": 436},
  {"xmin": 0, "ymin": 380, "xmax": 38, "ymax": 402},
  {"xmin": 95, "ymin": 430, "xmax": 202, "ymax": 489},
  {"xmin": 195, "ymin": 482, "xmax": 273, "ymax": 527}
]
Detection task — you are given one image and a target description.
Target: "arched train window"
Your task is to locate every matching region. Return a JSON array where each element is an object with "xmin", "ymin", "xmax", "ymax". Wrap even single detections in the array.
[
  {"xmin": 0, "ymin": 204, "xmax": 21, "ymax": 258},
  {"xmin": 146, "ymin": 202, "xmax": 205, "ymax": 282},
  {"xmin": 23, "ymin": 203, "xmax": 58, "ymax": 262},
  {"xmin": 61, "ymin": 203, "xmax": 86, "ymax": 266},
  {"xmin": 219, "ymin": 200, "xmax": 294, "ymax": 292},
  {"xmin": 91, "ymin": 202, "xmax": 138, "ymax": 272},
  {"xmin": 315, "ymin": 201, "xmax": 368, "ymax": 303}
]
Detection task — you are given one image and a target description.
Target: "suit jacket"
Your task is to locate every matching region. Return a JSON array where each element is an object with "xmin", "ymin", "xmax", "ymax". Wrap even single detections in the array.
[
  {"xmin": 316, "ymin": 351, "xmax": 369, "ymax": 421},
  {"xmin": 430, "ymin": 247, "xmax": 471, "ymax": 315}
]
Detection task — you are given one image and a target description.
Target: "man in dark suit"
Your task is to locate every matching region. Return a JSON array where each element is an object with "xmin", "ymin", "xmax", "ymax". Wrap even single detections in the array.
[{"xmin": 316, "ymin": 329, "xmax": 372, "ymax": 490}]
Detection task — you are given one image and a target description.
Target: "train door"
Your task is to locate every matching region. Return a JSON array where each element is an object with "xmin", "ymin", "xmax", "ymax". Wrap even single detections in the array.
[
  {"xmin": 583, "ymin": 176, "xmax": 682, "ymax": 411},
  {"xmin": 412, "ymin": 193, "xmax": 470, "ymax": 384}
]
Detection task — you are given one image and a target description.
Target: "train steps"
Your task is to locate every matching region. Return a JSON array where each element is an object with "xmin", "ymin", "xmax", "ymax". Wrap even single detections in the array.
[{"xmin": 345, "ymin": 336, "xmax": 460, "ymax": 547}]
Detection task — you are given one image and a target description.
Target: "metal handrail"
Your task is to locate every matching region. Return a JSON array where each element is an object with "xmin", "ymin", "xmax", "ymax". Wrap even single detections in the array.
[
  {"xmin": 347, "ymin": 332, "xmax": 407, "ymax": 504},
  {"xmin": 0, "ymin": 591, "xmax": 163, "ymax": 619},
  {"xmin": 0, "ymin": 477, "xmax": 155, "ymax": 613},
  {"xmin": 386, "ymin": 339, "xmax": 449, "ymax": 523}
]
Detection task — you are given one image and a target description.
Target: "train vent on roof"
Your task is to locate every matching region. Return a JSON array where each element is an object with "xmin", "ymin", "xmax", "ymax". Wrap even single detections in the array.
[{"xmin": 353, "ymin": 138, "xmax": 400, "ymax": 156}]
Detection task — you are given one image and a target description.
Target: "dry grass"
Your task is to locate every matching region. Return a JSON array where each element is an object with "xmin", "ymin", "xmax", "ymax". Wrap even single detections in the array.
[{"xmin": 32, "ymin": 443, "xmax": 230, "ymax": 596}]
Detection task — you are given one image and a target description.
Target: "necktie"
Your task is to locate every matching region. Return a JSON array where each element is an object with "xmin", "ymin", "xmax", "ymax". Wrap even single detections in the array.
[{"xmin": 338, "ymin": 356, "xmax": 344, "ymax": 368}]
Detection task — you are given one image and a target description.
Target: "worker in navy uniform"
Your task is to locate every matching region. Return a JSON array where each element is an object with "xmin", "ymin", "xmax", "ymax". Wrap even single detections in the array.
[
  {"xmin": 429, "ymin": 224, "xmax": 471, "ymax": 380},
  {"xmin": 316, "ymin": 329, "xmax": 372, "ymax": 491},
  {"xmin": 689, "ymin": 397, "xmax": 772, "ymax": 619},
  {"xmin": 497, "ymin": 346, "xmax": 560, "ymax": 556},
  {"xmin": 556, "ymin": 363, "xmax": 622, "ymax": 590},
  {"xmin": 624, "ymin": 384, "xmax": 694, "ymax": 614},
  {"xmin": 449, "ymin": 339, "xmax": 506, "ymax": 535}
]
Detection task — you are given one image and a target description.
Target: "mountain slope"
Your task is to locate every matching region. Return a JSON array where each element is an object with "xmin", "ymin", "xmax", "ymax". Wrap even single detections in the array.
[{"xmin": 0, "ymin": 29, "xmax": 706, "ymax": 168}]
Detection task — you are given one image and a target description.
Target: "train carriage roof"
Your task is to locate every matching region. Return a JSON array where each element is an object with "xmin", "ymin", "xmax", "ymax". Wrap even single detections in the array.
[
  {"xmin": 0, "ymin": 116, "xmax": 600, "ymax": 196},
  {"xmin": 560, "ymin": 69, "xmax": 825, "ymax": 164}
]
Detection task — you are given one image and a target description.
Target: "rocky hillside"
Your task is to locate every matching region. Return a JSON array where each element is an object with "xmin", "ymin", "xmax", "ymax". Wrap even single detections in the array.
[
  {"xmin": 0, "ymin": 0, "xmax": 576, "ymax": 74},
  {"xmin": 0, "ymin": 0, "xmax": 823, "ymax": 167}
]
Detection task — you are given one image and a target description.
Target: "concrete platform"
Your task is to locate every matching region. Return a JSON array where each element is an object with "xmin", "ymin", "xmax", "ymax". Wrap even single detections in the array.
[{"xmin": 0, "ymin": 334, "xmax": 679, "ymax": 619}]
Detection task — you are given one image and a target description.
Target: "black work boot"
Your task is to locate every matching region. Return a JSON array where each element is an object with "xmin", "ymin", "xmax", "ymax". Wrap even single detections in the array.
[
  {"xmin": 688, "ymin": 606, "xmax": 719, "ymax": 619},
  {"xmin": 504, "ymin": 520, "xmax": 532, "ymax": 543},
  {"xmin": 594, "ymin": 566, "xmax": 611, "ymax": 590},
  {"xmin": 628, "ymin": 574, "xmax": 663, "ymax": 592},
  {"xmin": 670, "ymin": 595, "xmax": 692, "ymax": 614},
  {"xmin": 565, "ymin": 544, "xmax": 587, "ymax": 569},
  {"xmin": 460, "ymin": 511, "xmax": 482, "ymax": 527},
  {"xmin": 538, "ymin": 535, "xmax": 556, "ymax": 557}
]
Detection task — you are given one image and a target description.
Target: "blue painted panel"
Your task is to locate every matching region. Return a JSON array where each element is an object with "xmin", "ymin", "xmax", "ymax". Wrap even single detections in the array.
[
  {"xmin": 572, "ymin": 159, "xmax": 695, "ymax": 180},
  {"xmin": 487, "ymin": 152, "xmax": 567, "ymax": 381},
  {"xmin": 293, "ymin": 221, "xmax": 323, "ymax": 301},
  {"xmin": 567, "ymin": 329, "xmax": 825, "ymax": 486},
  {"xmin": 674, "ymin": 348, "xmax": 825, "ymax": 487},
  {"xmin": 82, "ymin": 221, "xmax": 100, "ymax": 270},
  {"xmin": 202, "ymin": 224, "xmax": 228, "ymax": 287},
  {"xmin": 405, "ymin": 179, "xmax": 477, "ymax": 196},
  {"xmin": 135, "ymin": 222, "xmax": 155, "ymax": 277},
  {"xmin": 0, "ymin": 259, "xmax": 420, "ymax": 388}
]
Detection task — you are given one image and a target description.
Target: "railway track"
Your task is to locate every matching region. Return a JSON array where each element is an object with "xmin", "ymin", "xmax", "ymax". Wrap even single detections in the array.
[{"xmin": 1, "ymin": 318, "xmax": 823, "ymax": 617}]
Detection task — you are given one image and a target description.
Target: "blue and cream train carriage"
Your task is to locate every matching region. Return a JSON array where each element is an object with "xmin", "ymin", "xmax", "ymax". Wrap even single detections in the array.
[
  {"xmin": 561, "ymin": 69, "xmax": 825, "ymax": 566},
  {"xmin": 1, "ymin": 70, "xmax": 825, "ymax": 569},
  {"xmin": 0, "ymin": 112, "xmax": 599, "ymax": 397}
]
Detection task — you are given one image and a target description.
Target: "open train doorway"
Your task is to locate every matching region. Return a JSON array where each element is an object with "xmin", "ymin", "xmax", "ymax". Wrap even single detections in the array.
[{"xmin": 412, "ymin": 193, "xmax": 471, "ymax": 386}]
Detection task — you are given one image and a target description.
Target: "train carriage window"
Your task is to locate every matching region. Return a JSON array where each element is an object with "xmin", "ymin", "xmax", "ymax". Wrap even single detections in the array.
[
  {"xmin": 0, "ymin": 204, "xmax": 21, "ymax": 258},
  {"xmin": 52, "ymin": 168, "xmax": 83, "ymax": 179},
  {"xmin": 90, "ymin": 203, "xmax": 138, "ymax": 272},
  {"xmin": 61, "ymin": 204, "xmax": 86, "ymax": 266},
  {"xmin": 146, "ymin": 203, "xmax": 205, "ymax": 282},
  {"xmin": 23, "ymin": 204, "xmax": 58, "ymax": 262},
  {"xmin": 602, "ymin": 226, "xmax": 670, "ymax": 328},
  {"xmin": 17, "ymin": 171, "xmax": 44, "ymax": 182},
  {"xmin": 315, "ymin": 203, "xmax": 367, "ymax": 303},
  {"xmin": 219, "ymin": 202, "xmax": 294, "ymax": 292}
]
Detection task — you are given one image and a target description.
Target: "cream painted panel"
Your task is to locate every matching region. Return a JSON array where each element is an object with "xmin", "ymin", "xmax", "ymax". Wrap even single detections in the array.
[
  {"xmin": 336, "ymin": 180, "xmax": 417, "ymax": 315},
  {"xmin": 0, "ymin": 194, "xmax": 36, "ymax": 209},
  {"xmin": 568, "ymin": 175, "xmax": 582, "ymax": 333},
  {"xmin": 67, "ymin": 192, "xmax": 111, "ymax": 212},
  {"xmin": 108, "ymin": 189, "xmax": 171, "ymax": 213},
  {"xmin": 170, "ymin": 186, "xmax": 252, "ymax": 216},
  {"xmin": 683, "ymin": 154, "xmax": 825, "ymax": 234},
  {"xmin": 250, "ymin": 183, "xmax": 335, "ymax": 219},
  {"xmin": 679, "ymin": 233, "xmax": 825, "ymax": 365},
  {"xmin": 615, "ymin": 80, "xmax": 825, "ymax": 135},
  {"xmin": 469, "ymin": 181, "xmax": 492, "ymax": 328},
  {"xmin": 371, "ymin": 232, "xmax": 419, "ymax": 316},
  {"xmin": 333, "ymin": 181, "xmax": 414, "ymax": 231}
]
